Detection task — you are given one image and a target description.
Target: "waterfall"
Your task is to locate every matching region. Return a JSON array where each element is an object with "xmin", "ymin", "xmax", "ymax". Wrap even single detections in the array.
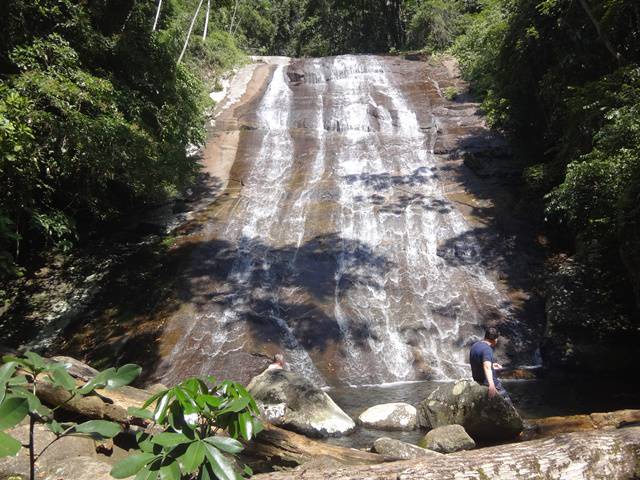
[{"xmin": 159, "ymin": 55, "xmax": 512, "ymax": 387}]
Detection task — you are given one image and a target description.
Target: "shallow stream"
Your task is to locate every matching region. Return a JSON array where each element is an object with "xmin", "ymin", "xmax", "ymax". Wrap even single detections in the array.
[{"xmin": 324, "ymin": 377, "xmax": 640, "ymax": 448}]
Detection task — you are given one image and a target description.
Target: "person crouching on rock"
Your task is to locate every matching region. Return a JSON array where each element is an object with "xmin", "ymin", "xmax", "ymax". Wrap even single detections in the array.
[
  {"xmin": 469, "ymin": 327, "xmax": 512, "ymax": 404},
  {"xmin": 267, "ymin": 353, "xmax": 287, "ymax": 371}
]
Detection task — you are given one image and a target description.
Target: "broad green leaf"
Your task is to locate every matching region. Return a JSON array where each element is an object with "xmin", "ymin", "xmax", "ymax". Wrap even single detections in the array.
[
  {"xmin": 150, "ymin": 432, "xmax": 190, "ymax": 448},
  {"xmin": 252, "ymin": 416, "xmax": 264, "ymax": 436},
  {"xmin": 107, "ymin": 364, "xmax": 141, "ymax": 390},
  {"xmin": 0, "ymin": 362, "xmax": 17, "ymax": 383},
  {"xmin": 0, "ymin": 383, "xmax": 5, "ymax": 406},
  {"xmin": 77, "ymin": 367, "xmax": 116, "ymax": 395},
  {"xmin": 179, "ymin": 440, "xmax": 206, "ymax": 472},
  {"xmin": 75, "ymin": 420, "xmax": 122, "ymax": 438},
  {"xmin": 47, "ymin": 365, "xmax": 76, "ymax": 390},
  {"xmin": 23, "ymin": 351, "xmax": 46, "ymax": 371},
  {"xmin": 153, "ymin": 391, "xmax": 172, "ymax": 424},
  {"xmin": 133, "ymin": 466, "xmax": 159, "ymax": 480},
  {"xmin": 0, "ymin": 431, "xmax": 21, "ymax": 458},
  {"xmin": 218, "ymin": 396, "xmax": 250, "ymax": 415},
  {"xmin": 204, "ymin": 444, "xmax": 241, "ymax": 480},
  {"xmin": 47, "ymin": 420, "xmax": 64, "ymax": 435},
  {"xmin": 200, "ymin": 395, "xmax": 222, "ymax": 409},
  {"xmin": 128, "ymin": 406, "xmax": 153, "ymax": 420},
  {"xmin": 203, "ymin": 436, "xmax": 243, "ymax": 454},
  {"xmin": 158, "ymin": 459, "xmax": 180, "ymax": 480},
  {"xmin": 200, "ymin": 464, "xmax": 214, "ymax": 480},
  {"xmin": 243, "ymin": 464, "xmax": 253, "ymax": 476},
  {"xmin": 0, "ymin": 396, "xmax": 29, "ymax": 429},
  {"xmin": 142, "ymin": 389, "xmax": 167, "ymax": 409},
  {"xmin": 110, "ymin": 452, "xmax": 156, "ymax": 478},
  {"xmin": 7, "ymin": 375, "xmax": 28, "ymax": 386},
  {"xmin": 238, "ymin": 412, "xmax": 251, "ymax": 441}
]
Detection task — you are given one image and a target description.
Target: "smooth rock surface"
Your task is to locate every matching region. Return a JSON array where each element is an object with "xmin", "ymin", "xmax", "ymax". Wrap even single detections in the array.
[
  {"xmin": 0, "ymin": 423, "xmax": 108, "ymax": 480},
  {"xmin": 417, "ymin": 379, "xmax": 523, "ymax": 441},
  {"xmin": 419, "ymin": 424, "xmax": 475, "ymax": 453},
  {"xmin": 372, "ymin": 437, "xmax": 443, "ymax": 461},
  {"xmin": 247, "ymin": 368, "xmax": 355, "ymax": 437},
  {"xmin": 358, "ymin": 403, "xmax": 417, "ymax": 431}
]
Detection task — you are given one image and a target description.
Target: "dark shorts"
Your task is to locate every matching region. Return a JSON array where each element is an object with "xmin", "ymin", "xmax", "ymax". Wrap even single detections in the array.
[{"xmin": 480, "ymin": 379, "xmax": 513, "ymax": 405}]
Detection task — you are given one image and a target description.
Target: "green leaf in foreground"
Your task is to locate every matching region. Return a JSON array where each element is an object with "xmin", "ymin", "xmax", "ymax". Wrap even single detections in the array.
[
  {"xmin": 128, "ymin": 406, "xmax": 153, "ymax": 420},
  {"xmin": 204, "ymin": 443, "xmax": 240, "ymax": 480},
  {"xmin": 47, "ymin": 365, "xmax": 77, "ymax": 390},
  {"xmin": 0, "ymin": 396, "xmax": 29, "ymax": 430},
  {"xmin": 203, "ymin": 436, "xmax": 243, "ymax": 454},
  {"xmin": 75, "ymin": 420, "xmax": 122, "ymax": 438},
  {"xmin": 0, "ymin": 431, "xmax": 21, "ymax": 458},
  {"xmin": 111, "ymin": 452, "xmax": 157, "ymax": 479},
  {"xmin": 179, "ymin": 440, "xmax": 206, "ymax": 472},
  {"xmin": 158, "ymin": 459, "xmax": 181, "ymax": 480},
  {"xmin": 150, "ymin": 432, "xmax": 190, "ymax": 448},
  {"xmin": 107, "ymin": 364, "xmax": 142, "ymax": 390}
]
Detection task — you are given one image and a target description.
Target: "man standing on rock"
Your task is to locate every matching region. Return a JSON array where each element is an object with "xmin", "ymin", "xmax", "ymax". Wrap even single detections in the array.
[{"xmin": 469, "ymin": 327, "xmax": 512, "ymax": 403}]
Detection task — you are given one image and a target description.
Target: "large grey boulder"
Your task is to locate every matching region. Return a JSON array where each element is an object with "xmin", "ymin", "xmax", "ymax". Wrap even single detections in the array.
[
  {"xmin": 418, "ymin": 424, "xmax": 476, "ymax": 453},
  {"xmin": 358, "ymin": 403, "xmax": 417, "ymax": 431},
  {"xmin": 372, "ymin": 437, "xmax": 443, "ymax": 461},
  {"xmin": 417, "ymin": 379, "xmax": 523, "ymax": 441},
  {"xmin": 247, "ymin": 368, "xmax": 355, "ymax": 437}
]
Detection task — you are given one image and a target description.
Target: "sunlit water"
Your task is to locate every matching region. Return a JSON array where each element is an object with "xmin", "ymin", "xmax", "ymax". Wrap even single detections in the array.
[{"xmin": 324, "ymin": 377, "xmax": 640, "ymax": 448}]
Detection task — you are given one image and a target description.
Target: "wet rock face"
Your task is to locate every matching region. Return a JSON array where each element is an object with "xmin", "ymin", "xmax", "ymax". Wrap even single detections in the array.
[
  {"xmin": 372, "ymin": 437, "xmax": 443, "ymax": 461},
  {"xmin": 417, "ymin": 379, "xmax": 523, "ymax": 441},
  {"xmin": 247, "ymin": 368, "xmax": 355, "ymax": 437},
  {"xmin": 358, "ymin": 402, "xmax": 417, "ymax": 431},
  {"xmin": 419, "ymin": 424, "xmax": 476, "ymax": 453}
]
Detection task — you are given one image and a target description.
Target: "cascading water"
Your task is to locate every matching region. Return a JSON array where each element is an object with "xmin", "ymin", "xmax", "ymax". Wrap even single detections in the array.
[{"xmin": 158, "ymin": 55, "xmax": 513, "ymax": 387}]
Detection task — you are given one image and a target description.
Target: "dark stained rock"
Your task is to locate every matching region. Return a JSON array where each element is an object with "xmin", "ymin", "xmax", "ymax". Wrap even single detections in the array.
[
  {"xmin": 417, "ymin": 380, "xmax": 523, "ymax": 441},
  {"xmin": 418, "ymin": 425, "xmax": 475, "ymax": 453},
  {"xmin": 247, "ymin": 368, "xmax": 355, "ymax": 438}
]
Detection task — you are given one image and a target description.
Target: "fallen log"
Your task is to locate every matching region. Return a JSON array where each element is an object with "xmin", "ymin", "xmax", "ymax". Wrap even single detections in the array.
[
  {"xmin": 524, "ymin": 409, "xmax": 640, "ymax": 440},
  {"xmin": 242, "ymin": 423, "xmax": 383, "ymax": 472},
  {"xmin": 253, "ymin": 426, "xmax": 640, "ymax": 479},
  {"xmin": 36, "ymin": 381, "xmax": 151, "ymax": 424}
]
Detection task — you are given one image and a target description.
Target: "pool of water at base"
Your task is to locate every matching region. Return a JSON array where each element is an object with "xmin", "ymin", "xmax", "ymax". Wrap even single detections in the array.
[{"xmin": 322, "ymin": 376, "xmax": 640, "ymax": 449}]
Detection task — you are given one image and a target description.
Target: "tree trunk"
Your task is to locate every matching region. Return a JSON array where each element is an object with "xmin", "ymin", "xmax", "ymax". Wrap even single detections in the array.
[
  {"xmin": 577, "ymin": 0, "xmax": 622, "ymax": 64},
  {"xmin": 202, "ymin": 0, "xmax": 210, "ymax": 41},
  {"xmin": 152, "ymin": 0, "xmax": 162, "ymax": 31},
  {"xmin": 35, "ymin": 381, "xmax": 152, "ymax": 425},
  {"xmin": 178, "ymin": 0, "xmax": 205, "ymax": 64},
  {"xmin": 242, "ymin": 423, "xmax": 383, "ymax": 472},
  {"xmin": 253, "ymin": 427, "xmax": 640, "ymax": 480},
  {"xmin": 524, "ymin": 409, "xmax": 640, "ymax": 440}
]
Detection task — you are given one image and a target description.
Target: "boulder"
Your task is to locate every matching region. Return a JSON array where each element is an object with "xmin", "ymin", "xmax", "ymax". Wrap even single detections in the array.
[
  {"xmin": 247, "ymin": 369, "xmax": 355, "ymax": 437},
  {"xmin": 42, "ymin": 456, "xmax": 113, "ymax": 480},
  {"xmin": 372, "ymin": 437, "xmax": 443, "ymax": 461},
  {"xmin": 418, "ymin": 425, "xmax": 475, "ymax": 453},
  {"xmin": 358, "ymin": 403, "xmax": 417, "ymax": 431},
  {"xmin": 0, "ymin": 423, "xmax": 111, "ymax": 480},
  {"xmin": 417, "ymin": 380, "xmax": 523, "ymax": 441}
]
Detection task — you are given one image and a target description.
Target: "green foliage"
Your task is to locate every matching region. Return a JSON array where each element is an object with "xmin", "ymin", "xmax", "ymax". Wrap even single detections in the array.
[
  {"xmin": 112, "ymin": 377, "xmax": 262, "ymax": 480},
  {"xmin": 0, "ymin": 0, "xmax": 212, "ymax": 276},
  {"xmin": 450, "ymin": 0, "xmax": 640, "ymax": 328},
  {"xmin": 0, "ymin": 352, "xmax": 140, "ymax": 480},
  {"xmin": 404, "ymin": 0, "xmax": 469, "ymax": 52},
  {"xmin": 443, "ymin": 86, "xmax": 459, "ymax": 101}
]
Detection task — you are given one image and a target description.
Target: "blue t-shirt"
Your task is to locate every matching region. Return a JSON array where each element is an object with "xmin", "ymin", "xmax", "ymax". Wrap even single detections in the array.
[{"xmin": 469, "ymin": 340, "xmax": 497, "ymax": 385}]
